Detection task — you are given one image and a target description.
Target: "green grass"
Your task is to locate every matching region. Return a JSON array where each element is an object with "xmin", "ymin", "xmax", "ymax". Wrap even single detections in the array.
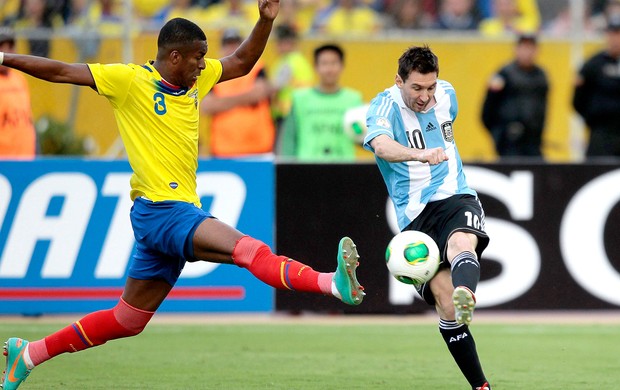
[{"xmin": 1, "ymin": 319, "xmax": 617, "ymax": 389}]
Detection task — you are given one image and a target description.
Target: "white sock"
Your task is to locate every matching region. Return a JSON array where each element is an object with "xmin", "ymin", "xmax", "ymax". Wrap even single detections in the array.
[
  {"xmin": 331, "ymin": 280, "xmax": 341, "ymax": 299},
  {"xmin": 22, "ymin": 345, "xmax": 35, "ymax": 370}
]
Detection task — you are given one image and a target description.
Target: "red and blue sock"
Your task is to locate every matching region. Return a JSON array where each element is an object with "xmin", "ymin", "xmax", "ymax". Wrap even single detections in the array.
[
  {"xmin": 26, "ymin": 298, "xmax": 154, "ymax": 367},
  {"xmin": 232, "ymin": 236, "xmax": 333, "ymax": 294}
]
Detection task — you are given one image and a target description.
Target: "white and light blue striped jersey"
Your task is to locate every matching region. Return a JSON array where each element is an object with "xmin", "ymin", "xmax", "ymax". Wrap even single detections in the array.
[{"xmin": 363, "ymin": 80, "xmax": 477, "ymax": 230}]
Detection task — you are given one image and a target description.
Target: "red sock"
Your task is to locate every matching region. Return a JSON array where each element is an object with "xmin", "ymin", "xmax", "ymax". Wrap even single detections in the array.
[
  {"xmin": 232, "ymin": 236, "xmax": 333, "ymax": 294},
  {"xmin": 28, "ymin": 298, "xmax": 154, "ymax": 366}
]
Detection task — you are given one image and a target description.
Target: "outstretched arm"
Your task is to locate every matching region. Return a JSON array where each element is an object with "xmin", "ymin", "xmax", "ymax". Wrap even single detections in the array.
[
  {"xmin": 369, "ymin": 134, "xmax": 448, "ymax": 165},
  {"xmin": 0, "ymin": 52, "xmax": 95, "ymax": 87},
  {"xmin": 218, "ymin": 0, "xmax": 279, "ymax": 83}
]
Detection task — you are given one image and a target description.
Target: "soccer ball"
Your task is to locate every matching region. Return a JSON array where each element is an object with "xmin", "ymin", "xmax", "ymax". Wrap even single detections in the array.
[
  {"xmin": 385, "ymin": 230, "xmax": 440, "ymax": 285},
  {"xmin": 343, "ymin": 104, "xmax": 369, "ymax": 144}
]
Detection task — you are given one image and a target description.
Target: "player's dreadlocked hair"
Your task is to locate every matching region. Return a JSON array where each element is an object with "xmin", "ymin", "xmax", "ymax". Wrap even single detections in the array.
[
  {"xmin": 157, "ymin": 18, "xmax": 207, "ymax": 51},
  {"xmin": 397, "ymin": 45, "xmax": 439, "ymax": 81}
]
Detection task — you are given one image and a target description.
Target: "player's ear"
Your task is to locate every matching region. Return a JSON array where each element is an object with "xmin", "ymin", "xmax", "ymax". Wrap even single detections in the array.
[
  {"xmin": 169, "ymin": 49, "xmax": 182, "ymax": 65},
  {"xmin": 395, "ymin": 74, "xmax": 403, "ymax": 87}
]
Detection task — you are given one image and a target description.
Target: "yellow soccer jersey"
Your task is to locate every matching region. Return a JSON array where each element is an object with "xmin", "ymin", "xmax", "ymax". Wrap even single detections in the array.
[{"xmin": 88, "ymin": 60, "xmax": 222, "ymax": 206}]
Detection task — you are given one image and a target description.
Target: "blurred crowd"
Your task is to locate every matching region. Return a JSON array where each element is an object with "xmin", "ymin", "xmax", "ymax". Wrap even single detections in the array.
[
  {"xmin": 2, "ymin": 0, "xmax": 620, "ymax": 161},
  {"xmin": 1, "ymin": 0, "xmax": 620, "ymax": 43}
]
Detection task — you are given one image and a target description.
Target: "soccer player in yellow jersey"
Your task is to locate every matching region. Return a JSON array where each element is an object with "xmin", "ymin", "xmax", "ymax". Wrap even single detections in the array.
[{"xmin": 0, "ymin": 1, "xmax": 364, "ymax": 388}]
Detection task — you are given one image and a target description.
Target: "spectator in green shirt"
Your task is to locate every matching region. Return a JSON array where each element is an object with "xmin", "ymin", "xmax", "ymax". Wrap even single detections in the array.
[{"xmin": 278, "ymin": 43, "xmax": 364, "ymax": 161}]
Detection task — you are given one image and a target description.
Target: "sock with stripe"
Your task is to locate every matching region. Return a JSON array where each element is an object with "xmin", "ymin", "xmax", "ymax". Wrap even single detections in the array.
[
  {"xmin": 232, "ymin": 235, "xmax": 333, "ymax": 294},
  {"xmin": 439, "ymin": 319, "xmax": 488, "ymax": 388},
  {"xmin": 25, "ymin": 298, "xmax": 154, "ymax": 368},
  {"xmin": 451, "ymin": 251, "xmax": 480, "ymax": 291}
]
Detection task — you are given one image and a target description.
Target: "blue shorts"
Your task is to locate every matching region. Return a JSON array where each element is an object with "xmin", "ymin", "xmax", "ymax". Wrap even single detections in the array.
[{"xmin": 128, "ymin": 197, "xmax": 212, "ymax": 286}]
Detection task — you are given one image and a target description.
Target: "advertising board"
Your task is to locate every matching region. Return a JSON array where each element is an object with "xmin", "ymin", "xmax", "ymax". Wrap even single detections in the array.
[
  {"xmin": 0, "ymin": 159, "xmax": 275, "ymax": 314},
  {"xmin": 275, "ymin": 163, "xmax": 620, "ymax": 313}
]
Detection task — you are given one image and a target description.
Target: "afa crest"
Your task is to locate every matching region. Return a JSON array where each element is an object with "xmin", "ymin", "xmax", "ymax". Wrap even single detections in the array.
[{"xmin": 441, "ymin": 121, "xmax": 454, "ymax": 142}]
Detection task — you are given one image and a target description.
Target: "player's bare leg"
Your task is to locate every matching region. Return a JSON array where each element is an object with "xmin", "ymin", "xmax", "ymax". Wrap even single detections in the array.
[{"xmin": 122, "ymin": 278, "xmax": 172, "ymax": 312}]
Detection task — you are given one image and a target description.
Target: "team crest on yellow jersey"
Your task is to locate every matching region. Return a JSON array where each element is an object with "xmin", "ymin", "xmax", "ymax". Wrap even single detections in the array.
[{"xmin": 189, "ymin": 90, "xmax": 199, "ymax": 109}]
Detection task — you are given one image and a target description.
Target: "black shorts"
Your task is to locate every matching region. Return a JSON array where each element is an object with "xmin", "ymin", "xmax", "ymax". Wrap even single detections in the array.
[{"xmin": 404, "ymin": 194, "xmax": 490, "ymax": 306}]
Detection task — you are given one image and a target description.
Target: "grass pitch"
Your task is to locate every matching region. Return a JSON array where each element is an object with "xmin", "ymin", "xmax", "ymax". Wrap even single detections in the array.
[{"xmin": 1, "ymin": 315, "xmax": 617, "ymax": 389}]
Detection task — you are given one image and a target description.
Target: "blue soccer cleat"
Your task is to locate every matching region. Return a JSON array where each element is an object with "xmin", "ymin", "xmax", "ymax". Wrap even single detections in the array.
[
  {"xmin": 333, "ymin": 237, "xmax": 365, "ymax": 305},
  {"xmin": 1, "ymin": 338, "xmax": 32, "ymax": 390}
]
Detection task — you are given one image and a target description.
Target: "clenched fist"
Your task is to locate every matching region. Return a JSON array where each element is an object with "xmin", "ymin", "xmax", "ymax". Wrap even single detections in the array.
[{"xmin": 416, "ymin": 147, "xmax": 448, "ymax": 165}]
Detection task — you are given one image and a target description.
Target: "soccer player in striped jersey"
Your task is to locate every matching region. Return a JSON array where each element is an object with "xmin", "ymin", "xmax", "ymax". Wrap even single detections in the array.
[
  {"xmin": 364, "ymin": 46, "xmax": 491, "ymax": 390},
  {"xmin": 0, "ymin": 2, "xmax": 364, "ymax": 388}
]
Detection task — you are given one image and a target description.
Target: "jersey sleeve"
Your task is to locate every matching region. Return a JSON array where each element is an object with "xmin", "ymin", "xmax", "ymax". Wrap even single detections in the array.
[
  {"xmin": 438, "ymin": 79, "xmax": 458, "ymax": 122},
  {"xmin": 197, "ymin": 58, "xmax": 223, "ymax": 100},
  {"xmin": 449, "ymin": 86, "xmax": 458, "ymax": 122},
  {"xmin": 87, "ymin": 63, "xmax": 135, "ymax": 108},
  {"xmin": 363, "ymin": 94, "xmax": 397, "ymax": 152}
]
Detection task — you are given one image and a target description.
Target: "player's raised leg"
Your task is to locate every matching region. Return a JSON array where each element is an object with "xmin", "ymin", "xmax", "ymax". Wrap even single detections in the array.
[
  {"xmin": 232, "ymin": 234, "xmax": 365, "ymax": 305},
  {"xmin": 192, "ymin": 217, "xmax": 365, "ymax": 305}
]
